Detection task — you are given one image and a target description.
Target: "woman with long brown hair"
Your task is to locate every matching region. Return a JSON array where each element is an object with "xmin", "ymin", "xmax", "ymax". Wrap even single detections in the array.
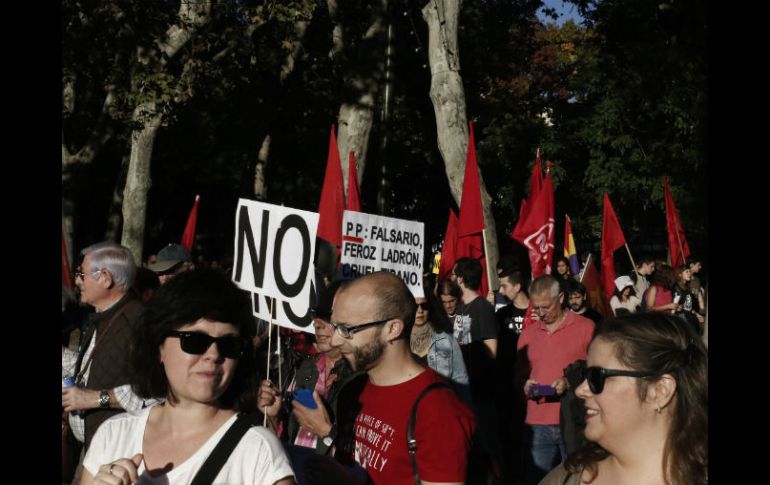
[{"xmin": 540, "ymin": 313, "xmax": 707, "ymax": 485}]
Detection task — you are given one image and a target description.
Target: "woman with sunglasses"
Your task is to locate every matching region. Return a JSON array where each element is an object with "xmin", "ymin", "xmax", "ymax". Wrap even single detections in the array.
[
  {"xmin": 81, "ymin": 269, "xmax": 294, "ymax": 485},
  {"xmin": 411, "ymin": 293, "xmax": 471, "ymax": 405},
  {"xmin": 539, "ymin": 313, "xmax": 707, "ymax": 485}
]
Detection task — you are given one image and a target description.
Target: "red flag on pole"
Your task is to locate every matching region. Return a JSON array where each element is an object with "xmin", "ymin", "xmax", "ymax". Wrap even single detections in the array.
[
  {"xmin": 527, "ymin": 148, "xmax": 543, "ymax": 214},
  {"xmin": 518, "ymin": 198, "xmax": 528, "ymax": 223},
  {"xmin": 347, "ymin": 151, "xmax": 362, "ymax": 212},
  {"xmin": 601, "ymin": 193, "xmax": 627, "ymax": 298},
  {"xmin": 62, "ymin": 227, "xmax": 74, "ymax": 290},
  {"xmin": 512, "ymin": 165, "xmax": 555, "ymax": 279},
  {"xmin": 438, "ymin": 209, "xmax": 459, "ymax": 282},
  {"xmin": 663, "ymin": 177, "xmax": 690, "ymax": 268},
  {"xmin": 317, "ymin": 125, "xmax": 345, "ymax": 247},
  {"xmin": 181, "ymin": 195, "xmax": 200, "ymax": 252},
  {"xmin": 580, "ymin": 253, "xmax": 614, "ymax": 319},
  {"xmin": 456, "ymin": 122, "xmax": 489, "ymax": 296}
]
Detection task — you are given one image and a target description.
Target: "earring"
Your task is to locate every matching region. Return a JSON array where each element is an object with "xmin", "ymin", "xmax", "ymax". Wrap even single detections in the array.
[{"xmin": 656, "ymin": 406, "xmax": 662, "ymax": 414}]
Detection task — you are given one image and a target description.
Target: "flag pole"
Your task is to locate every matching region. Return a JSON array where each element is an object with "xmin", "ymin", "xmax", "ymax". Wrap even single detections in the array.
[
  {"xmin": 624, "ymin": 244, "xmax": 639, "ymax": 277},
  {"xmin": 277, "ymin": 326, "xmax": 282, "ymax": 399},
  {"xmin": 674, "ymin": 221, "xmax": 686, "ymax": 267},
  {"xmin": 579, "ymin": 253, "xmax": 591, "ymax": 283},
  {"xmin": 263, "ymin": 297, "xmax": 275, "ymax": 426},
  {"xmin": 482, "ymin": 228, "xmax": 494, "ymax": 293}
]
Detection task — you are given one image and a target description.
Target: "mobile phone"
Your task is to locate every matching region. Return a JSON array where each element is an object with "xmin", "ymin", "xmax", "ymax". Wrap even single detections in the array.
[
  {"xmin": 293, "ymin": 388, "xmax": 317, "ymax": 409},
  {"xmin": 529, "ymin": 384, "xmax": 556, "ymax": 397}
]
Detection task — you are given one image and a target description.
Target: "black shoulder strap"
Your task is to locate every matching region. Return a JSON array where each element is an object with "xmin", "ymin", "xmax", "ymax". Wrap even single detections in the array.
[
  {"xmin": 190, "ymin": 412, "xmax": 260, "ymax": 485},
  {"xmin": 407, "ymin": 381, "xmax": 452, "ymax": 485}
]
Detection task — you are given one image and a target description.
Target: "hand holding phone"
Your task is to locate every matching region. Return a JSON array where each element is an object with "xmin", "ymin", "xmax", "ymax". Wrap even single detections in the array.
[
  {"xmin": 528, "ymin": 384, "xmax": 556, "ymax": 398},
  {"xmin": 293, "ymin": 388, "xmax": 317, "ymax": 409}
]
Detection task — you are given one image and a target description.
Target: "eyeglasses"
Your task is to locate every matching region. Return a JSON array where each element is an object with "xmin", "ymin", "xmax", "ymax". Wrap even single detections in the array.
[
  {"xmin": 440, "ymin": 297, "xmax": 457, "ymax": 304},
  {"xmin": 583, "ymin": 366, "xmax": 657, "ymax": 394},
  {"xmin": 166, "ymin": 331, "xmax": 248, "ymax": 359},
  {"xmin": 74, "ymin": 268, "xmax": 103, "ymax": 280},
  {"xmin": 416, "ymin": 303, "xmax": 431, "ymax": 311},
  {"xmin": 329, "ymin": 318, "xmax": 394, "ymax": 339}
]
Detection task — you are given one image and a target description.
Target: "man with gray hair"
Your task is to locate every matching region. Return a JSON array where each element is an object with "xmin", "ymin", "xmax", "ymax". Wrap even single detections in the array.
[
  {"xmin": 516, "ymin": 274, "xmax": 594, "ymax": 484},
  {"xmin": 61, "ymin": 242, "xmax": 147, "ymax": 464}
]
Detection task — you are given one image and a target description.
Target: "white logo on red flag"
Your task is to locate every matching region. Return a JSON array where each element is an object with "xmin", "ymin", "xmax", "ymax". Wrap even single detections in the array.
[{"xmin": 522, "ymin": 219, "xmax": 554, "ymax": 271}]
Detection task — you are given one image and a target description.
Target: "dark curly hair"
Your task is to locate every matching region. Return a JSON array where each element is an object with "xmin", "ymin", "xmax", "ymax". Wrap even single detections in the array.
[
  {"xmin": 130, "ymin": 269, "xmax": 257, "ymax": 412},
  {"xmin": 565, "ymin": 313, "xmax": 708, "ymax": 485}
]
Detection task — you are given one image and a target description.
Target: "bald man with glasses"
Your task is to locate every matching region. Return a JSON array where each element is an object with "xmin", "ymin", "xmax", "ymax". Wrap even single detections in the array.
[{"xmin": 286, "ymin": 272, "xmax": 475, "ymax": 485}]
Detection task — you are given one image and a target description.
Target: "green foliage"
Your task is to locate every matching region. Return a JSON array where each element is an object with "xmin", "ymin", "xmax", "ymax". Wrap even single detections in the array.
[
  {"xmin": 477, "ymin": 0, "xmax": 706, "ymax": 258},
  {"xmin": 63, "ymin": 0, "xmax": 706, "ymax": 263}
]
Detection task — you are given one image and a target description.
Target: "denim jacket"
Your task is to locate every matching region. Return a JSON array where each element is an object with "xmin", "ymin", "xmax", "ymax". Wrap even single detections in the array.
[{"xmin": 427, "ymin": 331, "xmax": 473, "ymax": 406}]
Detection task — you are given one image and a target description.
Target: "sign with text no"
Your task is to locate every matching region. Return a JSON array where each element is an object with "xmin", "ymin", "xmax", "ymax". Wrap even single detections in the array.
[
  {"xmin": 232, "ymin": 199, "xmax": 318, "ymax": 331},
  {"xmin": 341, "ymin": 211, "xmax": 425, "ymax": 298}
]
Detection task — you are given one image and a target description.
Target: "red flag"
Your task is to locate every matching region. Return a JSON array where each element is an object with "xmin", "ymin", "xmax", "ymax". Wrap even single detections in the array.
[
  {"xmin": 601, "ymin": 194, "xmax": 627, "ymax": 298},
  {"xmin": 518, "ymin": 198, "xmax": 528, "ymax": 223},
  {"xmin": 317, "ymin": 125, "xmax": 345, "ymax": 247},
  {"xmin": 438, "ymin": 209, "xmax": 459, "ymax": 282},
  {"xmin": 62, "ymin": 227, "xmax": 74, "ymax": 290},
  {"xmin": 181, "ymin": 195, "xmax": 200, "ymax": 252},
  {"xmin": 456, "ymin": 122, "xmax": 489, "ymax": 296},
  {"xmin": 347, "ymin": 151, "xmax": 362, "ymax": 212},
  {"xmin": 663, "ymin": 177, "xmax": 690, "ymax": 268},
  {"xmin": 512, "ymin": 167, "xmax": 555, "ymax": 279},
  {"xmin": 527, "ymin": 148, "xmax": 543, "ymax": 213},
  {"xmin": 580, "ymin": 254, "xmax": 614, "ymax": 319}
]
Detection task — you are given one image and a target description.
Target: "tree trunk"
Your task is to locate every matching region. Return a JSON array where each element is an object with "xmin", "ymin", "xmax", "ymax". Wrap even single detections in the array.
[
  {"xmin": 121, "ymin": 102, "xmax": 161, "ymax": 263},
  {"xmin": 104, "ymin": 153, "xmax": 130, "ymax": 241},
  {"xmin": 119, "ymin": 0, "xmax": 212, "ymax": 263},
  {"xmin": 253, "ymin": 134, "xmax": 270, "ymax": 200},
  {"xmin": 253, "ymin": 6, "xmax": 313, "ymax": 200},
  {"xmin": 337, "ymin": 93, "xmax": 375, "ymax": 195},
  {"xmin": 63, "ymin": 199, "xmax": 75, "ymax": 268},
  {"xmin": 422, "ymin": 0, "xmax": 499, "ymax": 287},
  {"xmin": 330, "ymin": 1, "xmax": 387, "ymax": 199}
]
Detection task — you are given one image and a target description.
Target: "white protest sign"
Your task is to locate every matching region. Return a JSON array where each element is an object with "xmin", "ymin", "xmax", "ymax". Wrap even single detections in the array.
[
  {"xmin": 340, "ymin": 210, "xmax": 425, "ymax": 297},
  {"xmin": 232, "ymin": 199, "xmax": 319, "ymax": 332},
  {"xmin": 249, "ymin": 271, "xmax": 321, "ymax": 333}
]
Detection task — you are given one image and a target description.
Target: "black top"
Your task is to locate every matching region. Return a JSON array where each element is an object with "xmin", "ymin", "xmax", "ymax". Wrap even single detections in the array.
[
  {"xmin": 577, "ymin": 307, "xmax": 603, "ymax": 326},
  {"xmin": 460, "ymin": 297, "xmax": 498, "ymax": 400}
]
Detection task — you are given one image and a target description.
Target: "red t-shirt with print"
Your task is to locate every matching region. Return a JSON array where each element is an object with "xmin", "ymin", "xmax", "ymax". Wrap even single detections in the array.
[{"xmin": 354, "ymin": 367, "xmax": 475, "ymax": 484}]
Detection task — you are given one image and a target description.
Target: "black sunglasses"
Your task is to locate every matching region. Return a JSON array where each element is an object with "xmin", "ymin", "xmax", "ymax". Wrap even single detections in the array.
[
  {"xmin": 583, "ymin": 366, "xmax": 657, "ymax": 394},
  {"xmin": 417, "ymin": 302, "xmax": 431, "ymax": 311},
  {"xmin": 167, "ymin": 331, "xmax": 248, "ymax": 359}
]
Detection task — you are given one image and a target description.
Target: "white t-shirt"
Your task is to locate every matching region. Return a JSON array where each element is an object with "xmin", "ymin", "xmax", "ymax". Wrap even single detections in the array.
[
  {"xmin": 84, "ymin": 406, "xmax": 294, "ymax": 485},
  {"xmin": 610, "ymin": 295, "xmax": 641, "ymax": 315}
]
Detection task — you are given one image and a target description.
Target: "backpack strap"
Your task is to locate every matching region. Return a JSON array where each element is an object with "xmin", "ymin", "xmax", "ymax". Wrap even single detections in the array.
[
  {"xmin": 407, "ymin": 381, "xmax": 452, "ymax": 485},
  {"xmin": 190, "ymin": 411, "xmax": 260, "ymax": 485}
]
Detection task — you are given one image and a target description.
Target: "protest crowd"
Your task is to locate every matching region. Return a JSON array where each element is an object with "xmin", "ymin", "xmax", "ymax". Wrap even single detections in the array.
[{"xmin": 62, "ymin": 142, "xmax": 708, "ymax": 485}]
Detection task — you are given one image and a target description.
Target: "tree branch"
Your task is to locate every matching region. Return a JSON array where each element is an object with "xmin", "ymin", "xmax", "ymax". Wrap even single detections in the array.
[{"xmin": 157, "ymin": 0, "xmax": 213, "ymax": 60}]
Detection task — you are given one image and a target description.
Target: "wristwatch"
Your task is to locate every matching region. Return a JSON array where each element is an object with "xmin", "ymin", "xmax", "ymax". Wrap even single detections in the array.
[
  {"xmin": 321, "ymin": 423, "xmax": 337, "ymax": 447},
  {"xmin": 98, "ymin": 390, "xmax": 111, "ymax": 409}
]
